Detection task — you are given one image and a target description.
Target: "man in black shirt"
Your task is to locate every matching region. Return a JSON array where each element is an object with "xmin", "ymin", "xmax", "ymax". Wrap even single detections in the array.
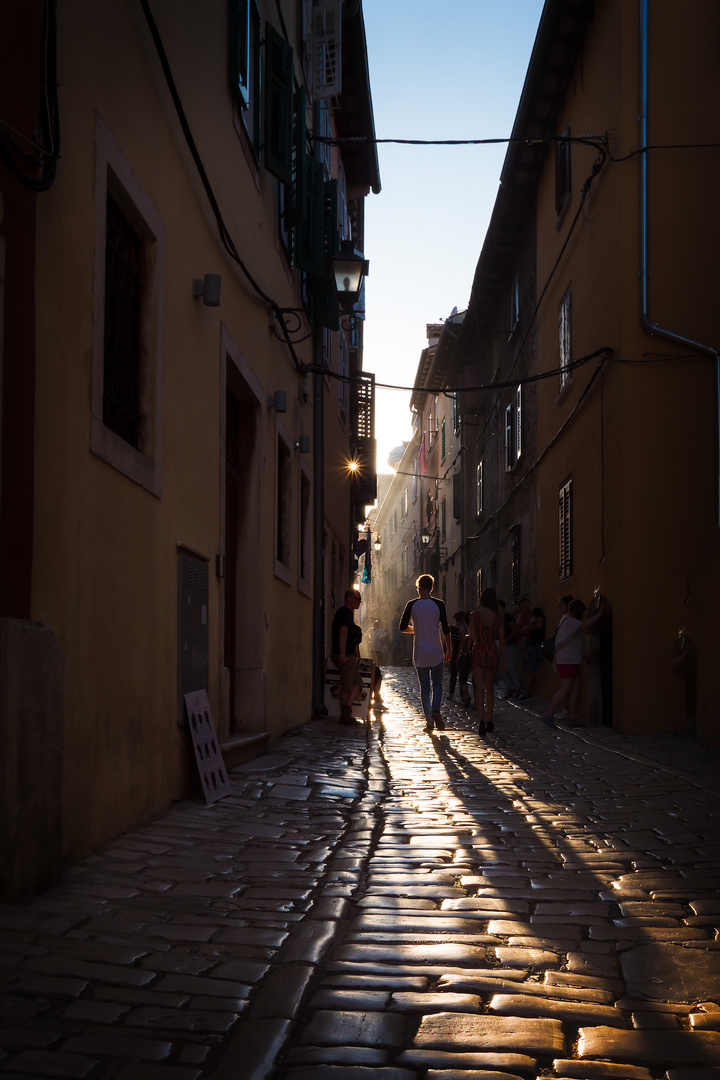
[{"xmin": 331, "ymin": 589, "xmax": 363, "ymax": 725}]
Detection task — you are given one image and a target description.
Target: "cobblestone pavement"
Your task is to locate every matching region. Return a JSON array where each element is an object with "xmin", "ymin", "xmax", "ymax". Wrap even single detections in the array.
[{"xmin": 1, "ymin": 668, "xmax": 720, "ymax": 1080}]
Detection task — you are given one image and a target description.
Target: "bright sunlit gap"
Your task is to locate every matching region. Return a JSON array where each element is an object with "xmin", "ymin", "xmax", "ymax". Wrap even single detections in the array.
[{"xmin": 362, "ymin": 0, "xmax": 545, "ymax": 475}]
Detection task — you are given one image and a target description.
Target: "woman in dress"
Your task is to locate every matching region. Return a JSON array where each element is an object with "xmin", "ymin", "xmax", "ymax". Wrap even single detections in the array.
[{"xmin": 469, "ymin": 587, "xmax": 507, "ymax": 736}]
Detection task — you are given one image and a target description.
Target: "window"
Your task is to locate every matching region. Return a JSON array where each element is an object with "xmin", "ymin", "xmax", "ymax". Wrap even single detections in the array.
[
  {"xmin": 441, "ymin": 496, "xmax": 447, "ymax": 541},
  {"xmin": 504, "ymin": 389, "xmax": 522, "ymax": 471},
  {"xmin": 312, "ymin": 0, "xmax": 342, "ymax": 99},
  {"xmin": 504, "ymin": 404, "xmax": 514, "ymax": 472},
  {"xmin": 264, "ymin": 22, "xmax": 293, "ymax": 184},
  {"xmin": 103, "ymin": 192, "xmax": 142, "ymax": 449},
  {"xmin": 91, "ymin": 117, "xmax": 163, "ymax": 496},
  {"xmin": 392, "ymin": 509, "xmax": 398, "ymax": 535},
  {"xmin": 511, "ymin": 531, "xmax": 521, "ymax": 605},
  {"xmin": 452, "ymin": 392, "xmax": 459, "ymax": 434},
  {"xmin": 510, "ymin": 272, "xmax": 520, "ymax": 332},
  {"xmin": 476, "ymin": 569, "xmax": 483, "ymax": 607},
  {"xmin": 476, "ymin": 460, "xmax": 483, "ymax": 516},
  {"xmin": 230, "ymin": 0, "xmax": 261, "ymax": 159},
  {"xmin": 412, "ymin": 459, "xmax": 418, "ymax": 502},
  {"xmin": 402, "ymin": 487, "xmax": 408, "ymax": 519},
  {"xmin": 559, "ymin": 479, "xmax": 573, "ymax": 581},
  {"xmin": 401, "ymin": 545, "xmax": 408, "ymax": 581},
  {"xmin": 275, "ymin": 429, "xmax": 293, "ymax": 577},
  {"xmin": 555, "ymin": 125, "xmax": 572, "ymax": 217},
  {"xmin": 559, "ymin": 287, "xmax": 572, "ymax": 391},
  {"xmin": 441, "ymin": 417, "xmax": 446, "ymax": 461}
]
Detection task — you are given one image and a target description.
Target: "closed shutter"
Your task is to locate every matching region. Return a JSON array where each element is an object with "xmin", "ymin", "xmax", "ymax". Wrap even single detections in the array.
[
  {"xmin": 229, "ymin": 0, "xmax": 250, "ymax": 107},
  {"xmin": 295, "ymin": 156, "xmax": 324, "ymax": 275},
  {"xmin": 559, "ymin": 479, "xmax": 573, "ymax": 580},
  {"xmin": 313, "ymin": 0, "xmax": 342, "ymax": 99},
  {"xmin": 452, "ymin": 471, "xmax": 463, "ymax": 520},
  {"xmin": 264, "ymin": 23, "xmax": 293, "ymax": 183}
]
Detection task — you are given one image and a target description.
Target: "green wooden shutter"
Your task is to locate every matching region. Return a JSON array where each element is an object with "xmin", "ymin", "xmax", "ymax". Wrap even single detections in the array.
[
  {"xmin": 295, "ymin": 156, "xmax": 324, "ymax": 275},
  {"xmin": 264, "ymin": 22, "xmax": 293, "ymax": 183},
  {"xmin": 453, "ymin": 471, "xmax": 463, "ymax": 520},
  {"xmin": 323, "ymin": 178, "xmax": 339, "ymax": 260}
]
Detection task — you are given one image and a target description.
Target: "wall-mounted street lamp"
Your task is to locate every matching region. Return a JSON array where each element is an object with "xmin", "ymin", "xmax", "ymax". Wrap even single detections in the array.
[
  {"xmin": 330, "ymin": 241, "xmax": 369, "ymax": 310},
  {"xmin": 373, "ymin": 535, "xmax": 382, "ymax": 551},
  {"xmin": 421, "ymin": 531, "xmax": 430, "ymax": 546}
]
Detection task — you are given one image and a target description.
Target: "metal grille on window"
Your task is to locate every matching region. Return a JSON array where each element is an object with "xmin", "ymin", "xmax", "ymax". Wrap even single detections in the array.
[
  {"xmin": 559, "ymin": 479, "xmax": 573, "ymax": 580},
  {"xmin": 103, "ymin": 193, "xmax": 142, "ymax": 449}
]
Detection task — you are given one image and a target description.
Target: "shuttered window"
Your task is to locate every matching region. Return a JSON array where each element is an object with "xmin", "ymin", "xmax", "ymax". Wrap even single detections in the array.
[
  {"xmin": 264, "ymin": 23, "xmax": 293, "ymax": 184},
  {"xmin": 559, "ymin": 479, "xmax": 573, "ymax": 580},
  {"xmin": 476, "ymin": 461, "xmax": 483, "ymax": 516},
  {"xmin": 313, "ymin": 0, "xmax": 342, "ymax": 99}
]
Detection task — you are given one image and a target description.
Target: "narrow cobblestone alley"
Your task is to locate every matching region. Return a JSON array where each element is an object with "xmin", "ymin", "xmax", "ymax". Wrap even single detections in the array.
[{"xmin": 1, "ymin": 670, "xmax": 720, "ymax": 1080}]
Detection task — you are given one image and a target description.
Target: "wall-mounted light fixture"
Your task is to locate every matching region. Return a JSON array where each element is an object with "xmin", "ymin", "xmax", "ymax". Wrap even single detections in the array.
[
  {"xmin": 421, "ymin": 531, "xmax": 430, "ymax": 546},
  {"xmin": 294, "ymin": 435, "xmax": 310, "ymax": 453},
  {"xmin": 192, "ymin": 273, "xmax": 222, "ymax": 307},
  {"xmin": 329, "ymin": 241, "xmax": 369, "ymax": 311},
  {"xmin": 373, "ymin": 535, "xmax": 382, "ymax": 551},
  {"xmin": 267, "ymin": 391, "xmax": 287, "ymax": 412}
]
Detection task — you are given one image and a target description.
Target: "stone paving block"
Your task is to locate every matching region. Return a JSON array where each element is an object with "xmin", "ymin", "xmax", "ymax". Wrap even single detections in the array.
[
  {"xmin": 308, "ymin": 989, "xmax": 391, "ymax": 1010},
  {"xmin": 23, "ymin": 954, "xmax": 157, "ymax": 986},
  {"xmin": 61, "ymin": 1034, "xmax": 172, "ymax": 1061},
  {"xmin": 413, "ymin": 1012, "xmax": 565, "ymax": 1056},
  {"xmin": 494, "ymin": 946, "xmax": 561, "ymax": 968},
  {"xmin": 285, "ymin": 1046, "xmax": 390, "ymax": 1066},
  {"xmin": 0, "ymin": 1049, "xmax": 99, "ymax": 1076},
  {"xmin": 298, "ymin": 1009, "xmax": 405, "ymax": 1048},
  {"xmin": 424, "ymin": 1072, "xmax": 527, "ymax": 1080},
  {"xmin": 621, "ymin": 942, "xmax": 720, "ymax": 1002},
  {"xmin": 250, "ymin": 964, "xmax": 314, "ymax": 1020},
  {"xmin": 0, "ymin": 1029, "xmax": 62, "ymax": 1049},
  {"xmin": 665, "ymin": 1070, "xmax": 720, "ymax": 1079},
  {"xmin": 62, "ymin": 1000, "xmax": 130, "ymax": 1023},
  {"xmin": 110, "ymin": 1067, "xmax": 202, "ymax": 1079},
  {"xmin": 204, "ymin": 1017, "xmax": 292, "ymax": 1080},
  {"xmin": 11, "ymin": 977, "xmax": 89, "ymax": 998},
  {"xmin": 552, "ymin": 1058, "xmax": 654, "ymax": 1078},
  {"xmin": 123, "ymin": 1006, "xmax": 240, "ymax": 1032},
  {"xmin": 281, "ymin": 920, "xmax": 338, "ymax": 963},
  {"xmin": 395, "ymin": 1049, "xmax": 537, "ymax": 1073},
  {"xmin": 577, "ymin": 1026, "xmax": 720, "ymax": 1064},
  {"xmin": 334, "ymin": 942, "xmax": 491, "ymax": 966},
  {"xmin": 390, "ymin": 992, "xmax": 482, "ymax": 1013},
  {"xmin": 489, "ymin": 993, "xmax": 629, "ymax": 1027},
  {"xmin": 284, "ymin": 1069, "xmax": 416, "ymax": 1079}
]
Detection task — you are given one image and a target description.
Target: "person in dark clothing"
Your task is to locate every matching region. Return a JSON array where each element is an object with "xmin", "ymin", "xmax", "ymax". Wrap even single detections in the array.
[{"xmin": 330, "ymin": 589, "xmax": 363, "ymax": 725}]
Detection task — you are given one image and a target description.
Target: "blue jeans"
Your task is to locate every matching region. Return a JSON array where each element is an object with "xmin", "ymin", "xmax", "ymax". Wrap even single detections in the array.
[{"xmin": 417, "ymin": 662, "xmax": 444, "ymax": 721}]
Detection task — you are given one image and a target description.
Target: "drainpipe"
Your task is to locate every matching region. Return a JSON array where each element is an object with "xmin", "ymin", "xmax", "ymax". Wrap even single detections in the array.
[{"xmin": 639, "ymin": 0, "xmax": 720, "ymax": 525}]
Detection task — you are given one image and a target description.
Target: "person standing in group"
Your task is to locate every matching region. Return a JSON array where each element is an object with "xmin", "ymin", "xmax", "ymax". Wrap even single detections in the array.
[
  {"xmin": 330, "ymin": 588, "xmax": 364, "ymax": 726},
  {"xmin": 498, "ymin": 599, "xmax": 521, "ymax": 699},
  {"xmin": 469, "ymin": 587, "xmax": 507, "ymax": 737},
  {"xmin": 400, "ymin": 574, "xmax": 452, "ymax": 734},
  {"xmin": 540, "ymin": 597, "xmax": 605, "ymax": 729},
  {"xmin": 516, "ymin": 598, "xmax": 545, "ymax": 701},
  {"xmin": 367, "ymin": 620, "xmax": 388, "ymax": 668}
]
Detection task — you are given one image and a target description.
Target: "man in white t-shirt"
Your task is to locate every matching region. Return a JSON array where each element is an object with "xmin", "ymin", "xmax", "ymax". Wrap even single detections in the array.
[{"xmin": 400, "ymin": 574, "xmax": 452, "ymax": 733}]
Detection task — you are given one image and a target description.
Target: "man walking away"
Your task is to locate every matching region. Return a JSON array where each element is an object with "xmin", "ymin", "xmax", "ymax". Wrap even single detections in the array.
[{"xmin": 400, "ymin": 574, "xmax": 452, "ymax": 733}]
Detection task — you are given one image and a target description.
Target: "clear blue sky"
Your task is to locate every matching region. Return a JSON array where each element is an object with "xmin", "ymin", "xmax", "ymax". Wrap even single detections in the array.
[{"xmin": 361, "ymin": 0, "xmax": 545, "ymax": 472}]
